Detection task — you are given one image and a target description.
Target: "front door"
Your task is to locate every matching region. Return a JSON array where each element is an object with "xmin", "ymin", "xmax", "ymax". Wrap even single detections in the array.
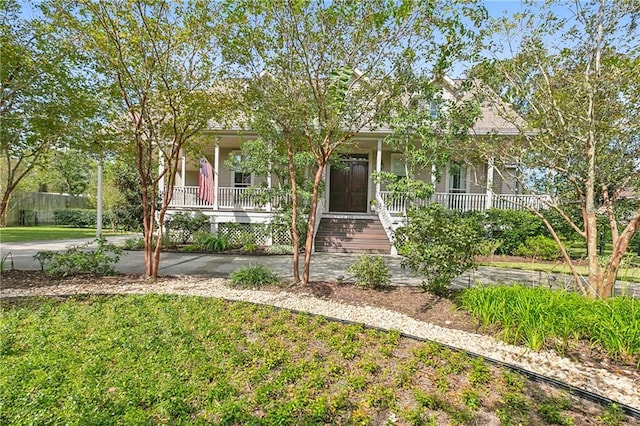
[{"xmin": 329, "ymin": 156, "xmax": 368, "ymax": 212}]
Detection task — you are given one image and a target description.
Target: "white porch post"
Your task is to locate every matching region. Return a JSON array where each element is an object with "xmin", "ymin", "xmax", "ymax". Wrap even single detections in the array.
[
  {"xmin": 213, "ymin": 137, "xmax": 220, "ymax": 210},
  {"xmin": 485, "ymin": 157, "xmax": 494, "ymax": 210},
  {"xmin": 375, "ymin": 139, "xmax": 382, "ymax": 199},
  {"xmin": 266, "ymin": 141, "xmax": 273, "ymax": 212},
  {"xmin": 180, "ymin": 153, "xmax": 186, "ymax": 188},
  {"xmin": 158, "ymin": 153, "xmax": 165, "ymax": 189}
]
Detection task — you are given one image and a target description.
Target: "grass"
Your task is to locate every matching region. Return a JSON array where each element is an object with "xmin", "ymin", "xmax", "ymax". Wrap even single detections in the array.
[
  {"xmin": 0, "ymin": 294, "xmax": 623, "ymax": 424},
  {"xmin": 459, "ymin": 285, "xmax": 640, "ymax": 366},
  {"xmin": 0, "ymin": 226, "xmax": 126, "ymax": 243}
]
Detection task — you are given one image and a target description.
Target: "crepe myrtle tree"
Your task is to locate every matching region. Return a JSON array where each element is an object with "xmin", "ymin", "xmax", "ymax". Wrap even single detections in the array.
[
  {"xmin": 219, "ymin": 0, "xmax": 485, "ymax": 284},
  {"xmin": 49, "ymin": 0, "xmax": 229, "ymax": 278},
  {"xmin": 472, "ymin": 0, "xmax": 640, "ymax": 298}
]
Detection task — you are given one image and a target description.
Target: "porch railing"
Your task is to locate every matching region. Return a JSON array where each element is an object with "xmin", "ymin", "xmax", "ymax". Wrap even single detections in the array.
[
  {"xmin": 168, "ymin": 186, "xmax": 290, "ymax": 210},
  {"xmin": 378, "ymin": 191, "xmax": 550, "ymax": 213},
  {"xmin": 169, "ymin": 186, "xmax": 549, "ymax": 213}
]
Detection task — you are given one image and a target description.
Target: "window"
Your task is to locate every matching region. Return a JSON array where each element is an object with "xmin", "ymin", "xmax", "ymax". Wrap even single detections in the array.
[
  {"xmin": 429, "ymin": 100, "xmax": 443, "ymax": 119},
  {"xmin": 231, "ymin": 152, "xmax": 253, "ymax": 187},
  {"xmin": 390, "ymin": 154, "xmax": 406, "ymax": 177},
  {"xmin": 448, "ymin": 162, "xmax": 467, "ymax": 193}
]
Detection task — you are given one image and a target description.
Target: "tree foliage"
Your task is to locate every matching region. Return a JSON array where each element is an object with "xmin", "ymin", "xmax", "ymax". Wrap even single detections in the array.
[
  {"xmin": 396, "ymin": 204, "xmax": 480, "ymax": 295},
  {"xmin": 48, "ymin": 0, "xmax": 226, "ymax": 277},
  {"xmin": 472, "ymin": 0, "xmax": 640, "ymax": 298},
  {"xmin": 0, "ymin": 0, "xmax": 99, "ymax": 225},
  {"xmin": 219, "ymin": 0, "xmax": 484, "ymax": 283}
]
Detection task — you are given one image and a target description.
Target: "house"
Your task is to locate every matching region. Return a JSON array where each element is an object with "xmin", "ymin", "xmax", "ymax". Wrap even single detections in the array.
[{"xmin": 164, "ymin": 78, "xmax": 544, "ymax": 254}]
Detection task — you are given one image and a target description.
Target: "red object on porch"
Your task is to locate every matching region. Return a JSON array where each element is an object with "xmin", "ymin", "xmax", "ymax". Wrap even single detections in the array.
[{"xmin": 198, "ymin": 158, "xmax": 215, "ymax": 204}]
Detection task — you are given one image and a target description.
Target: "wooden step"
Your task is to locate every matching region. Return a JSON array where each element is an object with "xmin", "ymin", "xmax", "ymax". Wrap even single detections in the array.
[{"xmin": 314, "ymin": 217, "xmax": 391, "ymax": 254}]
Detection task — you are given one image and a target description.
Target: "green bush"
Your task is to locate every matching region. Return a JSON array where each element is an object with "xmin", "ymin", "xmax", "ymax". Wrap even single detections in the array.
[
  {"xmin": 265, "ymin": 245, "xmax": 295, "ymax": 255},
  {"xmin": 165, "ymin": 212, "xmax": 210, "ymax": 244},
  {"xmin": 515, "ymin": 235, "xmax": 562, "ymax": 260},
  {"xmin": 396, "ymin": 204, "xmax": 479, "ymax": 295},
  {"xmin": 34, "ymin": 238, "xmax": 123, "ymax": 278},
  {"xmin": 347, "ymin": 254, "xmax": 391, "ymax": 289},
  {"xmin": 465, "ymin": 209, "xmax": 546, "ymax": 256},
  {"xmin": 193, "ymin": 231, "xmax": 229, "ymax": 252},
  {"xmin": 219, "ymin": 223, "xmax": 264, "ymax": 248},
  {"xmin": 241, "ymin": 243, "xmax": 259, "ymax": 254},
  {"xmin": 229, "ymin": 264, "xmax": 281, "ymax": 288},
  {"xmin": 123, "ymin": 237, "xmax": 145, "ymax": 250},
  {"xmin": 53, "ymin": 209, "xmax": 97, "ymax": 228}
]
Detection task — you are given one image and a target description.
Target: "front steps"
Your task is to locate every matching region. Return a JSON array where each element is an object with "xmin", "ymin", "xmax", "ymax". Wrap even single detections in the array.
[{"xmin": 314, "ymin": 215, "xmax": 392, "ymax": 254}]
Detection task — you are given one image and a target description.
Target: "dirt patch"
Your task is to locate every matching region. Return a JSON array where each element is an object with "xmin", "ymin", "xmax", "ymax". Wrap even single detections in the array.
[{"xmin": 275, "ymin": 280, "xmax": 478, "ymax": 334}]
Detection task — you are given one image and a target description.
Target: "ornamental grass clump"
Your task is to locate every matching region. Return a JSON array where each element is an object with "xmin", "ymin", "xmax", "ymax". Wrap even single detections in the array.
[
  {"xmin": 230, "ymin": 264, "xmax": 281, "ymax": 288},
  {"xmin": 460, "ymin": 285, "xmax": 640, "ymax": 364}
]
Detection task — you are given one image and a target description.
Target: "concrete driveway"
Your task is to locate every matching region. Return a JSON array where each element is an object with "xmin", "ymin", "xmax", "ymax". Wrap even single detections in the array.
[{"xmin": 1, "ymin": 236, "xmax": 638, "ymax": 296}]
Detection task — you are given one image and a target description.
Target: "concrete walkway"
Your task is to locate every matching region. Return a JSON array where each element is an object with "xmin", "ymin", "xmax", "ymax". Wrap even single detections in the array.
[{"xmin": 1, "ymin": 236, "xmax": 638, "ymax": 297}]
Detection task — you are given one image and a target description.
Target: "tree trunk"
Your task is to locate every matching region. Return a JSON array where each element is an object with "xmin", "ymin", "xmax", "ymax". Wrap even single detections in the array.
[
  {"xmin": 0, "ymin": 179, "xmax": 19, "ymax": 227},
  {"xmin": 601, "ymin": 212, "xmax": 640, "ymax": 298},
  {"xmin": 302, "ymin": 164, "xmax": 325, "ymax": 285},
  {"xmin": 287, "ymin": 142, "xmax": 300, "ymax": 283},
  {"xmin": 585, "ymin": 212, "xmax": 601, "ymax": 298},
  {"xmin": 0, "ymin": 193, "xmax": 11, "ymax": 227}
]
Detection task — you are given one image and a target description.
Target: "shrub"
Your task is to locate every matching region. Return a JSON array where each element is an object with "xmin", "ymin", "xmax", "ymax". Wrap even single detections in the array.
[
  {"xmin": 396, "ymin": 204, "xmax": 479, "ymax": 295},
  {"xmin": 515, "ymin": 235, "xmax": 562, "ymax": 260},
  {"xmin": 219, "ymin": 223, "xmax": 265, "ymax": 248},
  {"xmin": 53, "ymin": 209, "xmax": 97, "ymax": 228},
  {"xmin": 194, "ymin": 231, "xmax": 229, "ymax": 252},
  {"xmin": 465, "ymin": 209, "xmax": 546, "ymax": 256},
  {"xmin": 265, "ymin": 245, "xmax": 295, "ymax": 255},
  {"xmin": 229, "ymin": 264, "xmax": 280, "ymax": 288},
  {"xmin": 35, "ymin": 238, "xmax": 123, "ymax": 278},
  {"xmin": 165, "ymin": 212, "xmax": 210, "ymax": 244},
  {"xmin": 123, "ymin": 237, "xmax": 145, "ymax": 250},
  {"xmin": 347, "ymin": 254, "xmax": 391, "ymax": 289},
  {"xmin": 241, "ymin": 243, "xmax": 259, "ymax": 254}
]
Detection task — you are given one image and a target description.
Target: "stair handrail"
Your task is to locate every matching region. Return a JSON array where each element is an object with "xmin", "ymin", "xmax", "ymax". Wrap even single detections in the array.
[
  {"xmin": 311, "ymin": 198, "xmax": 325, "ymax": 252},
  {"xmin": 375, "ymin": 193, "xmax": 396, "ymax": 254}
]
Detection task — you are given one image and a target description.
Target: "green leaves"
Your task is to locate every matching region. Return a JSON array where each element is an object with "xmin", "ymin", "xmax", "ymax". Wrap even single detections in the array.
[{"xmin": 395, "ymin": 204, "xmax": 480, "ymax": 295}]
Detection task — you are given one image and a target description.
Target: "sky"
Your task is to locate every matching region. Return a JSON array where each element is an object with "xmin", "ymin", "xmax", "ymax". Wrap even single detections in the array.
[{"xmin": 14, "ymin": 0, "xmax": 592, "ymax": 79}]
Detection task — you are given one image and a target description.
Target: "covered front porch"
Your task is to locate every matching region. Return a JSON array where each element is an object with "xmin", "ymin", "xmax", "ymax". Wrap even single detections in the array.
[
  {"xmin": 167, "ymin": 185, "xmax": 547, "ymax": 214},
  {"xmin": 166, "ymin": 136, "xmax": 545, "ymax": 214}
]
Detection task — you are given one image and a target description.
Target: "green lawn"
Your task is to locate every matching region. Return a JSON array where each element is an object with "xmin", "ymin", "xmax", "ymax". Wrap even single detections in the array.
[
  {"xmin": 0, "ymin": 294, "xmax": 622, "ymax": 425},
  {"xmin": 0, "ymin": 226, "xmax": 125, "ymax": 243}
]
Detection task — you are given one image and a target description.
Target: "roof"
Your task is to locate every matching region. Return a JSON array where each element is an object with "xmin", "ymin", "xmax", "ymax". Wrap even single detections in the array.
[{"xmin": 205, "ymin": 75, "xmax": 526, "ymax": 137}]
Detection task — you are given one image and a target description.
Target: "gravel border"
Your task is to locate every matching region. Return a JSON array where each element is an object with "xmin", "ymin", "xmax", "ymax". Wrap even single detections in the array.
[{"xmin": 2, "ymin": 276, "xmax": 639, "ymax": 411}]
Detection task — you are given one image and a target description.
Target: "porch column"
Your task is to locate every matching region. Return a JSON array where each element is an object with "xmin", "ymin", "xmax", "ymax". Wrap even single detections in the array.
[
  {"xmin": 485, "ymin": 157, "xmax": 494, "ymax": 210},
  {"xmin": 266, "ymin": 141, "xmax": 273, "ymax": 212},
  {"xmin": 375, "ymin": 139, "xmax": 382, "ymax": 199},
  {"xmin": 180, "ymin": 153, "xmax": 186, "ymax": 188},
  {"xmin": 158, "ymin": 153, "xmax": 165, "ymax": 194},
  {"xmin": 213, "ymin": 137, "xmax": 220, "ymax": 210}
]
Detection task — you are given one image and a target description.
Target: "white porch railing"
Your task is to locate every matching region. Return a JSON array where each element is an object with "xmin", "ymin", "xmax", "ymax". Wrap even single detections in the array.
[
  {"xmin": 169, "ymin": 186, "xmax": 213, "ymax": 207},
  {"xmin": 378, "ymin": 191, "xmax": 550, "ymax": 214},
  {"xmin": 311, "ymin": 198, "xmax": 325, "ymax": 252},
  {"xmin": 168, "ymin": 186, "xmax": 290, "ymax": 210},
  {"xmin": 170, "ymin": 187, "xmax": 549, "ymax": 213},
  {"xmin": 375, "ymin": 193, "xmax": 398, "ymax": 255}
]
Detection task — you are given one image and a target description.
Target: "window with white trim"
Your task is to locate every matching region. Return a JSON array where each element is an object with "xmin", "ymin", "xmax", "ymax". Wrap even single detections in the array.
[
  {"xmin": 231, "ymin": 152, "xmax": 253, "ymax": 187},
  {"xmin": 390, "ymin": 154, "xmax": 406, "ymax": 177},
  {"xmin": 448, "ymin": 162, "xmax": 467, "ymax": 193}
]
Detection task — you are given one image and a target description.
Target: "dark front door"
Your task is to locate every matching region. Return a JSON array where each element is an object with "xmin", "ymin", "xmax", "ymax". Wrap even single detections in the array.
[{"xmin": 330, "ymin": 158, "xmax": 368, "ymax": 212}]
